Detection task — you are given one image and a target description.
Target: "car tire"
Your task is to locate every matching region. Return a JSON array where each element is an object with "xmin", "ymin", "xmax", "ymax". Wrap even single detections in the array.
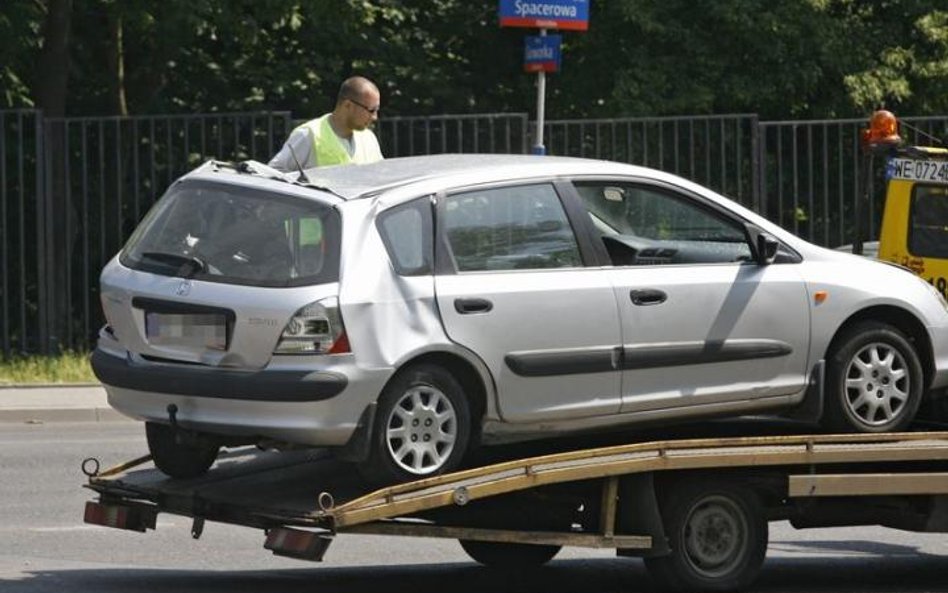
[
  {"xmin": 361, "ymin": 364, "xmax": 472, "ymax": 485},
  {"xmin": 458, "ymin": 540, "xmax": 561, "ymax": 568},
  {"xmin": 644, "ymin": 480, "xmax": 767, "ymax": 592},
  {"xmin": 145, "ymin": 422, "xmax": 220, "ymax": 479},
  {"xmin": 824, "ymin": 321, "xmax": 923, "ymax": 433}
]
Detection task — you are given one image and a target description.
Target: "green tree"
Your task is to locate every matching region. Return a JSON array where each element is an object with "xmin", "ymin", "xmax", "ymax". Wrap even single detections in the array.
[{"xmin": 6, "ymin": 0, "xmax": 948, "ymax": 118}]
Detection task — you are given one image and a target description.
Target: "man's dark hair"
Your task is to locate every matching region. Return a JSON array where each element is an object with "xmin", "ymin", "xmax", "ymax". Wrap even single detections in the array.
[{"xmin": 336, "ymin": 76, "xmax": 378, "ymax": 106}]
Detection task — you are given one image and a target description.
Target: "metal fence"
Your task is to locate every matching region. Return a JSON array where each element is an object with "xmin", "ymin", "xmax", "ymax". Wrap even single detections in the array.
[
  {"xmin": 1, "ymin": 110, "xmax": 44, "ymax": 356},
  {"xmin": 758, "ymin": 116, "xmax": 948, "ymax": 248},
  {"xmin": 4, "ymin": 108, "xmax": 948, "ymax": 356},
  {"xmin": 290, "ymin": 113, "xmax": 531, "ymax": 157},
  {"xmin": 377, "ymin": 113, "xmax": 530, "ymax": 156},
  {"xmin": 539, "ymin": 114, "xmax": 760, "ymax": 208},
  {"xmin": 2, "ymin": 111, "xmax": 293, "ymax": 356}
]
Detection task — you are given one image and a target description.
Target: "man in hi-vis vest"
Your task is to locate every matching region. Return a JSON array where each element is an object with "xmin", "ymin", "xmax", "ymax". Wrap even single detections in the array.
[{"xmin": 269, "ymin": 76, "xmax": 383, "ymax": 171}]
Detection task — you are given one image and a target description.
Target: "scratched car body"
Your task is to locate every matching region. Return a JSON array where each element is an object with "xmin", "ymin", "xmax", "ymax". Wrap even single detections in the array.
[{"xmin": 92, "ymin": 154, "xmax": 948, "ymax": 482}]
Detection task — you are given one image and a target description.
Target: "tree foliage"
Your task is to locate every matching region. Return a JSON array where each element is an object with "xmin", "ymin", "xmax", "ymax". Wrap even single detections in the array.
[{"xmin": 3, "ymin": 0, "xmax": 948, "ymax": 117}]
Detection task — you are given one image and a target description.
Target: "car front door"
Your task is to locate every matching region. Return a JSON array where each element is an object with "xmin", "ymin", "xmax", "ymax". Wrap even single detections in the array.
[
  {"xmin": 433, "ymin": 182, "xmax": 622, "ymax": 423},
  {"xmin": 569, "ymin": 180, "xmax": 811, "ymax": 415}
]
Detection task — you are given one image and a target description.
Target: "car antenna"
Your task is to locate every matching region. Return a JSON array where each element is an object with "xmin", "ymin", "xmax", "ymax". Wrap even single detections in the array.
[{"xmin": 287, "ymin": 145, "xmax": 310, "ymax": 184}]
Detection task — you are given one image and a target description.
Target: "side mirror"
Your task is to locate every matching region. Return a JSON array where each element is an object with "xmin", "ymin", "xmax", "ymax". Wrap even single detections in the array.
[
  {"xmin": 746, "ymin": 224, "xmax": 779, "ymax": 265},
  {"xmin": 755, "ymin": 233, "xmax": 779, "ymax": 265}
]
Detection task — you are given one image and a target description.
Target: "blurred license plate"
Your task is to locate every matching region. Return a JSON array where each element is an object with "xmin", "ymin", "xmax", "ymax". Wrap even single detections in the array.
[{"xmin": 145, "ymin": 313, "xmax": 227, "ymax": 350}]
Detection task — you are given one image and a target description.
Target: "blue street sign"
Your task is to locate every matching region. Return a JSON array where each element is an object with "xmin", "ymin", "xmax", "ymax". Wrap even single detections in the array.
[
  {"xmin": 499, "ymin": 0, "xmax": 589, "ymax": 31},
  {"xmin": 524, "ymin": 35, "xmax": 562, "ymax": 73}
]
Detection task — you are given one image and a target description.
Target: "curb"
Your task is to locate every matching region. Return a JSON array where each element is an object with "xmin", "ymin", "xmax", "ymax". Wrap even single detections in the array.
[
  {"xmin": 0, "ymin": 383, "xmax": 133, "ymax": 424},
  {"xmin": 0, "ymin": 407, "xmax": 130, "ymax": 424}
]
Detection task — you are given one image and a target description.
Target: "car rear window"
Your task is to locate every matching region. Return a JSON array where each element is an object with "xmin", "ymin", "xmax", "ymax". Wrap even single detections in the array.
[{"xmin": 120, "ymin": 180, "xmax": 340, "ymax": 287}]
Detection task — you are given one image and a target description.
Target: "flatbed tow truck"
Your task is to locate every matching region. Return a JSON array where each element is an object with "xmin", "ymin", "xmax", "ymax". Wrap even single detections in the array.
[{"xmin": 83, "ymin": 428, "xmax": 948, "ymax": 592}]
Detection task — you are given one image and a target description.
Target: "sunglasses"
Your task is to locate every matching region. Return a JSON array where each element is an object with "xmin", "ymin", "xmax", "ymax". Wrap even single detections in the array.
[{"xmin": 349, "ymin": 98, "xmax": 380, "ymax": 115}]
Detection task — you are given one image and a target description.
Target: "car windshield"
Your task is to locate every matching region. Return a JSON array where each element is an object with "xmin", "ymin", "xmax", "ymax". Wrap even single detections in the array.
[{"xmin": 121, "ymin": 180, "xmax": 340, "ymax": 287}]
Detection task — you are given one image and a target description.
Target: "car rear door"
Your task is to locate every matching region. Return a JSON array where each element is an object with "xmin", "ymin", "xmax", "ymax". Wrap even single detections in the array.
[{"xmin": 433, "ymin": 182, "xmax": 622, "ymax": 423}]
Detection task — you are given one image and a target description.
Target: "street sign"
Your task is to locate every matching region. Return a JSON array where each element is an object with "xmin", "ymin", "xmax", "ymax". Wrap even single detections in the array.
[
  {"xmin": 499, "ymin": 0, "xmax": 589, "ymax": 31},
  {"xmin": 524, "ymin": 35, "xmax": 561, "ymax": 73}
]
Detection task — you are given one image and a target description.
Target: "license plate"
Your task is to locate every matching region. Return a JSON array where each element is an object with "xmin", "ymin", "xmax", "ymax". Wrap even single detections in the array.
[
  {"xmin": 145, "ymin": 312, "xmax": 227, "ymax": 350},
  {"xmin": 887, "ymin": 158, "xmax": 948, "ymax": 184}
]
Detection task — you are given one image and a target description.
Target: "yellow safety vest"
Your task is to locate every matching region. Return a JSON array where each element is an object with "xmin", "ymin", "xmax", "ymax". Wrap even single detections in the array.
[{"xmin": 303, "ymin": 114, "xmax": 382, "ymax": 166}]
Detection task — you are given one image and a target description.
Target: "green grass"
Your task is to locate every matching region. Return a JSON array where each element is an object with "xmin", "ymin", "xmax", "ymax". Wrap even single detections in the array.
[{"xmin": 0, "ymin": 351, "xmax": 97, "ymax": 385}]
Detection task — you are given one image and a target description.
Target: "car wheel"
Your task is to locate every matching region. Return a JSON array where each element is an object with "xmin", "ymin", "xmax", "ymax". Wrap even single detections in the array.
[
  {"xmin": 644, "ymin": 480, "xmax": 767, "ymax": 592},
  {"xmin": 362, "ymin": 364, "xmax": 471, "ymax": 485},
  {"xmin": 145, "ymin": 422, "xmax": 220, "ymax": 479},
  {"xmin": 459, "ymin": 540, "xmax": 560, "ymax": 568},
  {"xmin": 824, "ymin": 321, "xmax": 923, "ymax": 433}
]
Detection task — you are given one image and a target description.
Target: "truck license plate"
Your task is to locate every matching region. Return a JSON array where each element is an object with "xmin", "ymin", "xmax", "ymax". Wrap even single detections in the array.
[{"xmin": 887, "ymin": 158, "xmax": 948, "ymax": 184}]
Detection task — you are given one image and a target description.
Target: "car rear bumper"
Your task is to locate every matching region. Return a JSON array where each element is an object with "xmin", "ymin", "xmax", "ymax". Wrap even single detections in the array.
[
  {"xmin": 92, "ymin": 346, "xmax": 389, "ymax": 447},
  {"xmin": 91, "ymin": 347, "xmax": 348, "ymax": 401}
]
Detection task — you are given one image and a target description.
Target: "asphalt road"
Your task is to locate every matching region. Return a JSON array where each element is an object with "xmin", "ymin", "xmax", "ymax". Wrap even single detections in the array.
[{"xmin": 2, "ymin": 422, "xmax": 947, "ymax": 593}]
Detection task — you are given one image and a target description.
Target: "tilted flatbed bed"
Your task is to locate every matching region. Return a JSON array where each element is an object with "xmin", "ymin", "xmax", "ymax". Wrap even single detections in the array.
[{"xmin": 83, "ymin": 431, "xmax": 948, "ymax": 591}]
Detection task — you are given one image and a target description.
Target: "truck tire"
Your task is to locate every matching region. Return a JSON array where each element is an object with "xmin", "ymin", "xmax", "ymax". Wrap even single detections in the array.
[
  {"xmin": 360, "ymin": 364, "xmax": 471, "ymax": 485},
  {"xmin": 644, "ymin": 480, "xmax": 767, "ymax": 592},
  {"xmin": 459, "ymin": 540, "xmax": 561, "ymax": 568},
  {"xmin": 824, "ymin": 321, "xmax": 923, "ymax": 433},
  {"xmin": 146, "ymin": 422, "xmax": 220, "ymax": 479}
]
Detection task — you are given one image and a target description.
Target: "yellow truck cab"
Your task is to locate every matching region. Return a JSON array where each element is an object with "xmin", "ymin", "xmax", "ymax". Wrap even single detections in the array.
[{"xmin": 863, "ymin": 110, "xmax": 948, "ymax": 300}]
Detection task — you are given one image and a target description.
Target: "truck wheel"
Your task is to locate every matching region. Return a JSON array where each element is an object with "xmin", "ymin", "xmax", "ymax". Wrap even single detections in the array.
[
  {"xmin": 644, "ymin": 480, "xmax": 767, "ymax": 592},
  {"xmin": 824, "ymin": 321, "xmax": 923, "ymax": 433},
  {"xmin": 145, "ymin": 422, "xmax": 220, "ymax": 479},
  {"xmin": 361, "ymin": 364, "xmax": 471, "ymax": 485},
  {"xmin": 459, "ymin": 540, "xmax": 560, "ymax": 568}
]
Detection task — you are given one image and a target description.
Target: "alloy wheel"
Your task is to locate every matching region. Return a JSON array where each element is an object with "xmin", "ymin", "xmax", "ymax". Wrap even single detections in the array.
[{"xmin": 384, "ymin": 384, "xmax": 458, "ymax": 475}]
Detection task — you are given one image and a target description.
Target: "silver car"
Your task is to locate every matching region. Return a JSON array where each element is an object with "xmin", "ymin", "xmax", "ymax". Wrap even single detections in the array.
[{"xmin": 92, "ymin": 155, "xmax": 948, "ymax": 483}]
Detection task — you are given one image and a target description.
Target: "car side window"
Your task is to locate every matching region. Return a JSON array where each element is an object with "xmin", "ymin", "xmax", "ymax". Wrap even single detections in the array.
[
  {"xmin": 443, "ymin": 184, "xmax": 582, "ymax": 272},
  {"xmin": 573, "ymin": 182, "xmax": 752, "ymax": 266},
  {"xmin": 377, "ymin": 197, "xmax": 433, "ymax": 276},
  {"xmin": 909, "ymin": 184, "xmax": 948, "ymax": 258}
]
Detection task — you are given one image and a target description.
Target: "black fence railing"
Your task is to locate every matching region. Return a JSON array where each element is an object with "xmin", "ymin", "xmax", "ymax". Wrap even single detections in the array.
[
  {"xmin": 378, "ymin": 113, "xmax": 530, "ymax": 156},
  {"xmin": 3, "ymin": 108, "xmax": 947, "ymax": 356},
  {"xmin": 1, "ymin": 110, "xmax": 44, "ymax": 356},
  {"xmin": 758, "ymin": 116, "xmax": 948, "ymax": 248},
  {"xmin": 539, "ymin": 114, "xmax": 760, "ymax": 208}
]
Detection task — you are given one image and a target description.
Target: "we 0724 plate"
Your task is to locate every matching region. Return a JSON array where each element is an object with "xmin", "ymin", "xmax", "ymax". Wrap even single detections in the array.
[
  {"xmin": 887, "ymin": 158, "xmax": 948, "ymax": 184},
  {"xmin": 144, "ymin": 312, "xmax": 227, "ymax": 350}
]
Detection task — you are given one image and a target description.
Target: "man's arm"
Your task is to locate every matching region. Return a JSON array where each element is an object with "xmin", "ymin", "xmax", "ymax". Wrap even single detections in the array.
[{"xmin": 268, "ymin": 127, "xmax": 317, "ymax": 171}]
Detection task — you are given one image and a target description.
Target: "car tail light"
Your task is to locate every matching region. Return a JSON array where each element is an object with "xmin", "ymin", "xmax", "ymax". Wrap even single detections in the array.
[{"xmin": 274, "ymin": 296, "xmax": 350, "ymax": 354}]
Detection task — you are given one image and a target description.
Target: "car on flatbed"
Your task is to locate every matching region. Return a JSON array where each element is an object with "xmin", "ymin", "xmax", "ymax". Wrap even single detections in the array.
[{"xmin": 91, "ymin": 154, "xmax": 948, "ymax": 484}]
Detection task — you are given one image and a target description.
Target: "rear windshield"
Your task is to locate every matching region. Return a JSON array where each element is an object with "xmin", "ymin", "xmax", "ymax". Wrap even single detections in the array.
[{"xmin": 121, "ymin": 180, "xmax": 340, "ymax": 287}]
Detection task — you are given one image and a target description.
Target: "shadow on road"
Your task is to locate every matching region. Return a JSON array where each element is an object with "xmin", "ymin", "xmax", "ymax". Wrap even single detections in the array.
[{"xmin": 8, "ymin": 552, "xmax": 948, "ymax": 593}]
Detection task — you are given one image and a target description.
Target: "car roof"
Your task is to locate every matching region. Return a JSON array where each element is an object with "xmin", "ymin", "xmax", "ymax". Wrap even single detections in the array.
[
  {"xmin": 302, "ymin": 154, "xmax": 626, "ymax": 199},
  {"xmin": 186, "ymin": 154, "xmax": 646, "ymax": 201}
]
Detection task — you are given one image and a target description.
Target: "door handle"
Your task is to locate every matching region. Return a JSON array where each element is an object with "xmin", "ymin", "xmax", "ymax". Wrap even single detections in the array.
[
  {"xmin": 630, "ymin": 289, "xmax": 667, "ymax": 306},
  {"xmin": 454, "ymin": 298, "xmax": 493, "ymax": 314}
]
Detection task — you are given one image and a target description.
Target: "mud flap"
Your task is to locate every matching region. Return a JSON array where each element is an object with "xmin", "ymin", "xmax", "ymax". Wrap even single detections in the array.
[
  {"xmin": 615, "ymin": 472, "xmax": 670, "ymax": 558},
  {"xmin": 336, "ymin": 403, "xmax": 376, "ymax": 463},
  {"xmin": 781, "ymin": 361, "xmax": 824, "ymax": 424}
]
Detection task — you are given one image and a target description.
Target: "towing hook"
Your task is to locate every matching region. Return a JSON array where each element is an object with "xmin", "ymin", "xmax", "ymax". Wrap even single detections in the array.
[
  {"xmin": 81, "ymin": 457, "xmax": 101, "ymax": 477},
  {"xmin": 318, "ymin": 492, "xmax": 335, "ymax": 512}
]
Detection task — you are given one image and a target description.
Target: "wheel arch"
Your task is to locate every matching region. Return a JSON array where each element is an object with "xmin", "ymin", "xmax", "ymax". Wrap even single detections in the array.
[
  {"xmin": 390, "ymin": 351, "xmax": 489, "ymax": 440},
  {"xmin": 826, "ymin": 305, "xmax": 934, "ymax": 392}
]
